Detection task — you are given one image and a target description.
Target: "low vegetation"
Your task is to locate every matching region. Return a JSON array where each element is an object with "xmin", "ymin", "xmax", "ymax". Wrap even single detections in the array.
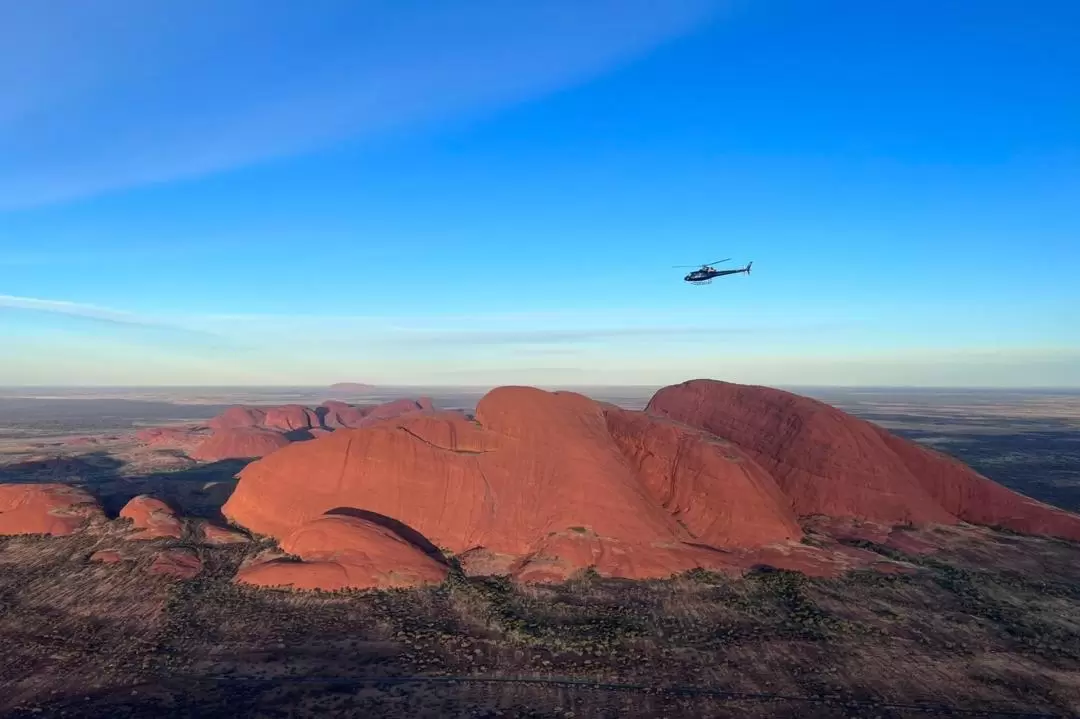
[{"xmin": 1, "ymin": 525, "xmax": 1079, "ymax": 718}]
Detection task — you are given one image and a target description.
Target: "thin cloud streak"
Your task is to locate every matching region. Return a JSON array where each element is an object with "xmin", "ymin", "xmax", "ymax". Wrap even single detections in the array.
[
  {"xmin": 0, "ymin": 294, "xmax": 156, "ymax": 326},
  {"xmin": 0, "ymin": 294, "xmax": 225, "ymax": 342},
  {"xmin": 0, "ymin": 0, "xmax": 725, "ymax": 209},
  {"xmin": 388, "ymin": 326, "xmax": 761, "ymax": 345}
]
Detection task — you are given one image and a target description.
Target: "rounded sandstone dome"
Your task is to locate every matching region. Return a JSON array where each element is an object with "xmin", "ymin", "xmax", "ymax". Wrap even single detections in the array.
[
  {"xmin": 236, "ymin": 513, "xmax": 448, "ymax": 591},
  {"xmin": 0, "ymin": 483, "xmax": 104, "ymax": 536},
  {"xmin": 191, "ymin": 427, "xmax": 291, "ymax": 462}
]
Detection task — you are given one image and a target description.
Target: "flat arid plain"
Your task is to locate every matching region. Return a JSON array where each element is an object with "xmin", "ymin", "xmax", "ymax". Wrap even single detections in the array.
[{"xmin": 1, "ymin": 384, "xmax": 1079, "ymax": 718}]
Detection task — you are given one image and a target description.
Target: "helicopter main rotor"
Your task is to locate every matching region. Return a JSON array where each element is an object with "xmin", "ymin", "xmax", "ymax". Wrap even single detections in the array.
[{"xmin": 671, "ymin": 258, "xmax": 731, "ymax": 269}]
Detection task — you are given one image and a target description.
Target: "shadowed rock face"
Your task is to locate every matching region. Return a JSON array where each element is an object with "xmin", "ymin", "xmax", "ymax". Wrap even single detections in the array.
[
  {"xmin": 647, "ymin": 379, "xmax": 1080, "ymax": 541},
  {"xmin": 0, "ymin": 484, "xmax": 104, "ymax": 536}
]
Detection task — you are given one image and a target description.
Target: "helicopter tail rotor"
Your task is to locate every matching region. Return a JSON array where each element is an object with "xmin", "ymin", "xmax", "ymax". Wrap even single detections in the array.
[{"xmin": 746, "ymin": 261, "xmax": 752, "ymax": 274}]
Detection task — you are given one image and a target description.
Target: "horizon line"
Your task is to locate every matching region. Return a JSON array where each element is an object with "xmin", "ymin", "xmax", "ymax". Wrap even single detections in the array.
[{"xmin": 1, "ymin": 383, "xmax": 1078, "ymax": 391}]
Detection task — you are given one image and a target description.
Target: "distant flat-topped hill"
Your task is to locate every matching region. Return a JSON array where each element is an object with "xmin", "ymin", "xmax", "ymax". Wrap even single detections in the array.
[{"xmin": 327, "ymin": 382, "xmax": 377, "ymax": 393}]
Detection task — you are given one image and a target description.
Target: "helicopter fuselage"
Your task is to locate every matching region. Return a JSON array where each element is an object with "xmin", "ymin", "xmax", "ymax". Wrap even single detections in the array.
[{"xmin": 684, "ymin": 265, "xmax": 749, "ymax": 283}]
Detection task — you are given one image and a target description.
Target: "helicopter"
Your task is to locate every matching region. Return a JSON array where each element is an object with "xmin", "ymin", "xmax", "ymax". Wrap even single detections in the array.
[{"xmin": 674, "ymin": 258, "xmax": 753, "ymax": 284}]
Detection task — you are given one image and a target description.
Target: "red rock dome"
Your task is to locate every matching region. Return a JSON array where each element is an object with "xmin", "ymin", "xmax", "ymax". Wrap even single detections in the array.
[
  {"xmin": 119, "ymin": 495, "xmax": 183, "ymax": 540},
  {"xmin": 647, "ymin": 379, "xmax": 1080, "ymax": 541},
  {"xmin": 207, "ymin": 406, "xmax": 266, "ymax": 431},
  {"xmin": 261, "ymin": 405, "xmax": 319, "ymax": 432},
  {"xmin": 218, "ymin": 380, "xmax": 1080, "ymax": 589},
  {"xmin": 237, "ymin": 513, "xmax": 448, "ymax": 591},
  {"xmin": 605, "ymin": 408, "xmax": 802, "ymax": 547},
  {"xmin": 319, "ymin": 400, "xmax": 369, "ymax": 429},
  {"xmin": 223, "ymin": 389, "xmax": 798, "ymax": 583},
  {"xmin": 190, "ymin": 427, "xmax": 291, "ymax": 462},
  {"xmin": 0, "ymin": 484, "xmax": 103, "ymax": 536}
]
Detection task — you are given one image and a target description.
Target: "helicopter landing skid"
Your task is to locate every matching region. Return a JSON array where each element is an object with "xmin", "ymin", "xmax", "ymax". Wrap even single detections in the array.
[{"xmin": 689, "ymin": 279, "xmax": 712, "ymax": 285}]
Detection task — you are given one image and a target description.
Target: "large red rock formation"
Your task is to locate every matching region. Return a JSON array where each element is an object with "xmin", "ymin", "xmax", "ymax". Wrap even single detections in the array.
[
  {"xmin": 223, "ymin": 388, "xmax": 801, "ymax": 584},
  {"xmin": 0, "ymin": 484, "xmax": 103, "ymax": 536},
  {"xmin": 647, "ymin": 380, "xmax": 1080, "ymax": 541},
  {"xmin": 355, "ymin": 398, "xmax": 435, "ymax": 426},
  {"xmin": 213, "ymin": 380, "xmax": 1080, "ymax": 589},
  {"xmin": 119, "ymin": 495, "xmax": 183, "ymax": 540},
  {"xmin": 319, "ymin": 400, "xmax": 370, "ymax": 429},
  {"xmin": 261, "ymin": 405, "xmax": 319, "ymax": 432},
  {"xmin": 190, "ymin": 427, "xmax": 291, "ymax": 462},
  {"xmin": 208, "ymin": 406, "xmax": 266, "ymax": 431},
  {"xmin": 605, "ymin": 409, "xmax": 802, "ymax": 547},
  {"xmin": 874, "ymin": 427, "xmax": 1080, "ymax": 540},
  {"xmin": 237, "ymin": 513, "xmax": 448, "ymax": 590},
  {"xmin": 646, "ymin": 380, "xmax": 954, "ymax": 526}
]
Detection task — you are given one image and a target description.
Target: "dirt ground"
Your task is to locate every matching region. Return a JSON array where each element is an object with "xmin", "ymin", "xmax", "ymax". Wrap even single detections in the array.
[{"xmin": 1, "ymin": 521, "xmax": 1078, "ymax": 718}]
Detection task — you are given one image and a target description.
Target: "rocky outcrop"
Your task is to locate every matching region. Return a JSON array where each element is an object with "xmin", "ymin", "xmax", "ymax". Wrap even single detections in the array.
[
  {"xmin": 200, "ymin": 522, "xmax": 250, "ymax": 545},
  {"xmin": 119, "ymin": 495, "xmax": 183, "ymax": 540},
  {"xmin": 647, "ymin": 380, "xmax": 1080, "ymax": 541},
  {"xmin": 149, "ymin": 548, "xmax": 202, "ymax": 579},
  {"xmin": 261, "ymin": 405, "xmax": 320, "ymax": 432},
  {"xmin": 605, "ymin": 409, "xmax": 802, "ymax": 547},
  {"xmin": 236, "ymin": 513, "xmax": 448, "ymax": 591},
  {"xmin": 223, "ymin": 389, "xmax": 812, "ymax": 585},
  {"xmin": 0, "ymin": 484, "xmax": 104, "ymax": 536},
  {"xmin": 190, "ymin": 427, "xmax": 291, "ymax": 462}
]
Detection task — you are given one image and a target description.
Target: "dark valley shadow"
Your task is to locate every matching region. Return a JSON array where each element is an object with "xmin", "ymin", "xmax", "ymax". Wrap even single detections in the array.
[{"xmin": 0, "ymin": 452, "xmax": 252, "ymax": 520}]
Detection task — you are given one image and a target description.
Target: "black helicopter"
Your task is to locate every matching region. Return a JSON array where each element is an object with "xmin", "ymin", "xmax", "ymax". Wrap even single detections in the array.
[{"xmin": 674, "ymin": 258, "xmax": 753, "ymax": 284}]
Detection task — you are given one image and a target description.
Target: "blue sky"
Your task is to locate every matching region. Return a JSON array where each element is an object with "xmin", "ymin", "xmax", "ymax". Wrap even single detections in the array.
[{"xmin": 1, "ymin": 0, "xmax": 1078, "ymax": 386}]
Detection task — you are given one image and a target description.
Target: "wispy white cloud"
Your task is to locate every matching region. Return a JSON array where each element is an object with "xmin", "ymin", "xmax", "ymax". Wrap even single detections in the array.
[
  {"xmin": 0, "ymin": 294, "xmax": 158, "ymax": 326},
  {"xmin": 0, "ymin": 294, "xmax": 225, "ymax": 344},
  {"xmin": 0, "ymin": 0, "xmax": 725, "ymax": 209}
]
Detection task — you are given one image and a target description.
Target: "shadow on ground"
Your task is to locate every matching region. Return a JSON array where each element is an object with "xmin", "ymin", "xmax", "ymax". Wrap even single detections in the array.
[{"xmin": 0, "ymin": 452, "xmax": 251, "ymax": 519}]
